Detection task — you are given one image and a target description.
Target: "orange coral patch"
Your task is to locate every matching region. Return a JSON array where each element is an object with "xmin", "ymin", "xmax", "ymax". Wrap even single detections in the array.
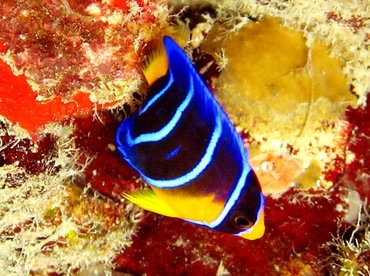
[
  {"xmin": 111, "ymin": 0, "xmax": 129, "ymax": 11},
  {"xmin": 0, "ymin": 58, "xmax": 115, "ymax": 135},
  {"xmin": 250, "ymin": 153, "xmax": 303, "ymax": 195}
]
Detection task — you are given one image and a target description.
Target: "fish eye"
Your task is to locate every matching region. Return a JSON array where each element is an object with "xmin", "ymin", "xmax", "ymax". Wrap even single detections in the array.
[{"xmin": 231, "ymin": 212, "xmax": 253, "ymax": 229}]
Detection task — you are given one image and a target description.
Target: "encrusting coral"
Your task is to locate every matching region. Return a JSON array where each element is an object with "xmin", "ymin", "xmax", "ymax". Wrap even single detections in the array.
[
  {"xmin": 0, "ymin": 122, "xmax": 141, "ymax": 274},
  {"xmin": 0, "ymin": 0, "xmax": 169, "ymax": 274},
  {"xmin": 200, "ymin": 16, "xmax": 355, "ymax": 196}
]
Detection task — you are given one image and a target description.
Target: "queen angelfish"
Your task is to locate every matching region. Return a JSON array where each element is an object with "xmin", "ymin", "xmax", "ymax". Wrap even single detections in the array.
[{"xmin": 116, "ymin": 36, "xmax": 265, "ymax": 239}]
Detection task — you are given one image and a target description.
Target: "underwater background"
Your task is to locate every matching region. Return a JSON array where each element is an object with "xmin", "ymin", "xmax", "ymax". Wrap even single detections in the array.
[{"xmin": 0, "ymin": 0, "xmax": 369, "ymax": 275}]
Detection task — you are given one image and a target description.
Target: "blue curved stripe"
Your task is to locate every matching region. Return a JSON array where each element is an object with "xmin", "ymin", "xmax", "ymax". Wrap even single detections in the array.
[
  {"xmin": 126, "ymin": 74, "xmax": 194, "ymax": 146},
  {"xmin": 208, "ymin": 162, "xmax": 251, "ymax": 228},
  {"xmin": 183, "ymin": 157, "xmax": 253, "ymax": 229},
  {"xmin": 141, "ymin": 114, "xmax": 222, "ymax": 188},
  {"xmin": 186, "ymin": 158, "xmax": 251, "ymax": 228},
  {"xmin": 139, "ymin": 72, "xmax": 174, "ymax": 115},
  {"xmin": 237, "ymin": 194, "xmax": 265, "ymax": 235}
]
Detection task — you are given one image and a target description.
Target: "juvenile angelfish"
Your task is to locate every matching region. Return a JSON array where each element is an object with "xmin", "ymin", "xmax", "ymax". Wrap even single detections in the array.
[{"xmin": 116, "ymin": 36, "xmax": 265, "ymax": 239}]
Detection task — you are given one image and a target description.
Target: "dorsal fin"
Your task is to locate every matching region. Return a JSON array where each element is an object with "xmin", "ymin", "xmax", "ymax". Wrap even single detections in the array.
[
  {"xmin": 141, "ymin": 41, "xmax": 167, "ymax": 86},
  {"xmin": 169, "ymin": 24, "xmax": 190, "ymax": 49},
  {"xmin": 141, "ymin": 25, "xmax": 190, "ymax": 86}
]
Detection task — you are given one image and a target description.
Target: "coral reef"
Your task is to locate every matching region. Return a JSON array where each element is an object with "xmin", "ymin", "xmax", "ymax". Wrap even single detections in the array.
[
  {"xmin": 201, "ymin": 16, "xmax": 356, "ymax": 194},
  {"xmin": 0, "ymin": 0, "xmax": 170, "ymax": 134},
  {"xmin": 321, "ymin": 204, "xmax": 370, "ymax": 275},
  {"xmin": 0, "ymin": 121, "xmax": 140, "ymax": 274},
  {"xmin": 0, "ymin": 0, "xmax": 370, "ymax": 275},
  {"xmin": 0, "ymin": 0, "xmax": 167, "ymax": 274}
]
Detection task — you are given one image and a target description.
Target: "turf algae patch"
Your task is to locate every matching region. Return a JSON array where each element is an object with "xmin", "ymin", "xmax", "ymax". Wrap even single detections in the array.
[
  {"xmin": 0, "ymin": 123, "xmax": 139, "ymax": 275},
  {"xmin": 202, "ymin": 17, "xmax": 356, "ymax": 195}
]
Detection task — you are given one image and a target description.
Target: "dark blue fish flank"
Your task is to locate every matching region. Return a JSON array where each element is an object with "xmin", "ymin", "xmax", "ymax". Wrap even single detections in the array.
[{"xmin": 116, "ymin": 36, "xmax": 265, "ymax": 239}]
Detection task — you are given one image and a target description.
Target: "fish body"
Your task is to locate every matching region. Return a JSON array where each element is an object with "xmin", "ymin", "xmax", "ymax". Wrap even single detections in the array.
[{"xmin": 116, "ymin": 36, "xmax": 265, "ymax": 239}]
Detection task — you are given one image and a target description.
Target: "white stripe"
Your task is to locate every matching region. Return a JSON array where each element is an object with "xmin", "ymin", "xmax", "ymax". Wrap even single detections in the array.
[
  {"xmin": 139, "ymin": 72, "xmax": 174, "ymax": 115},
  {"xmin": 237, "ymin": 193, "xmax": 265, "ymax": 235},
  {"xmin": 142, "ymin": 114, "xmax": 222, "ymax": 188},
  {"xmin": 184, "ymin": 159, "xmax": 252, "ymax": 229},
  {"xmin": 126, "ymin": 73, "xmax": 194, "ymax": 146},
  {"xmin": 207, "ymin": 162, "xmax": 251, "ymax": 228}
]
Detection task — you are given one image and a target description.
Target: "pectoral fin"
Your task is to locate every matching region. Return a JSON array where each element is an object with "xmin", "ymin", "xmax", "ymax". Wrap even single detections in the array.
[{"xmin": 122, "ymin": 189, "xmax": 180, "ymax": 218}]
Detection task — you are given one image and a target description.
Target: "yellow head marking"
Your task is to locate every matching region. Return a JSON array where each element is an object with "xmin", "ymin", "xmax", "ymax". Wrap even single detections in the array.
[{"xmin": 241, "ymin": 210, "xmax": 265, "ymax": 240}]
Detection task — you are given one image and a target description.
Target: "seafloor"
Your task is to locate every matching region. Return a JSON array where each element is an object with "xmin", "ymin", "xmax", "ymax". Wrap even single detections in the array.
[{"xmin": 0, "ymin": 0, "xmax": 369, "ymax": 275}]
